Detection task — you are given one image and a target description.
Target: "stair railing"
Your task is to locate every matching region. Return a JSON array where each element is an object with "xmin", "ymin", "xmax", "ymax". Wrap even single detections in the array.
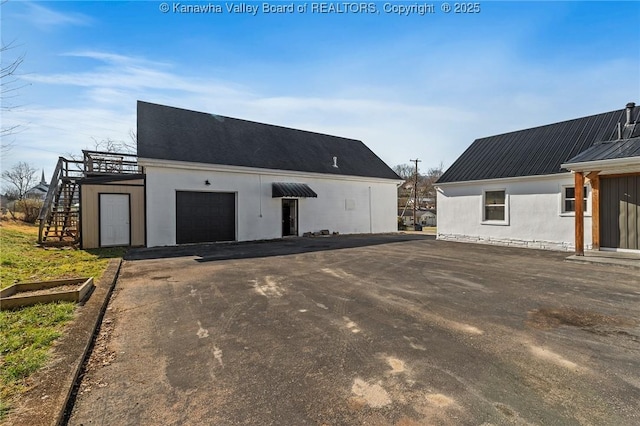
[
  {"xmin": 38, "ymin": 158, "xmax": 64, "ymax": 243},
  {"xmin": 37, "ymin": 157, "xmax": 84, "ymax": 243}
]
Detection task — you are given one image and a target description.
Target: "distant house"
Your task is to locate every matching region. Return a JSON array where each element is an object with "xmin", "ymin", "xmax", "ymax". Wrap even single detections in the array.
[
  {"xmin": 419, "ymin": 210, "xmax": 437, "ymax": 227},
  {"xmin": 398, "ymin": 209, "xmax": 436, "ymax": 227},
  {"xmin": 25, "ymin": 171, "xmax": 49, "ymax": 200},
  {"xmin": 398, "ymin": 209, "xmax": 415, "ymax": 226},
  {"xmin": 436, "ymin": 102, "xmax": 640, "ymax": 253}
]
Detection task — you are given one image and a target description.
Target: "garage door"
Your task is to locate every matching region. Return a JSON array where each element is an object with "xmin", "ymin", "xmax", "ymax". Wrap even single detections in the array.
[{"xmin": 176, "ymin": 191, "xmax": 235, "ymax": 244}]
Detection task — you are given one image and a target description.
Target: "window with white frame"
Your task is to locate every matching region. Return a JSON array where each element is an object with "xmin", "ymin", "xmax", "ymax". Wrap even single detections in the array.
[
  {"xmin": 562, "ymin": 186, "xmax": 588, "ymax": 214},
  {"xmin": 483, "ymin": 190, "xmax": 506, "ymax": 222}
]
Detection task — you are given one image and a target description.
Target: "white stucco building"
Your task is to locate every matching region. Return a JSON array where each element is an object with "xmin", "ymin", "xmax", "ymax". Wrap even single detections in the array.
[
  {"xmin": 437, "ymin": 175, "xmax": 592, "ymax": 251},
  {"xmin": 137, "ymin": 101, "xmax": 401, "ymax": 247},
  {"xmin": 142, "ymin": 160, "xmax": 398, "ymax": 247},
  {"xmin": 437, "ymin": 102, "xmax": 639, "ymax": 253}
]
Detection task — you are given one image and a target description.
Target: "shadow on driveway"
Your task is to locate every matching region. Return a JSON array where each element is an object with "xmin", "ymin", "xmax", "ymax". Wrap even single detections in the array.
[{"xmin": 125, "ymin": 233, "xmax": 434, "ymax": 262}]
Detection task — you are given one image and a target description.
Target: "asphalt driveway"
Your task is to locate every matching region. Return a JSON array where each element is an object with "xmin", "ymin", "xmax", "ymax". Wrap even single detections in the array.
[{"xmin": 68, "ymin": 235, "xmax": 640, "ymax": 425}]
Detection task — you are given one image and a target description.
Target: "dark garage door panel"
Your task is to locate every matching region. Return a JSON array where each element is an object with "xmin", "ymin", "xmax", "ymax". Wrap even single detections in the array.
[
  {"xmin": 601, "ymin": 176, "xmax": 640, "ymax": 250},
  {"xmin": 176, "ymin": 192, "xmax": 235, "ymax": 244}
]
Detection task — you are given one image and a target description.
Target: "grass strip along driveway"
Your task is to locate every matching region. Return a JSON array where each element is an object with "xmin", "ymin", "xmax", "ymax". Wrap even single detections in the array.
[{"xmin": 0, "ymin": 221, "xmax": 124, "ymax": 419}]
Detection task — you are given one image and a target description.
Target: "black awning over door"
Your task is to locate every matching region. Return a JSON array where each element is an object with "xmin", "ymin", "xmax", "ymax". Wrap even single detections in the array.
[{"xmin": 272, "ymin": 182, "xmax": 317, "ymax": 198}]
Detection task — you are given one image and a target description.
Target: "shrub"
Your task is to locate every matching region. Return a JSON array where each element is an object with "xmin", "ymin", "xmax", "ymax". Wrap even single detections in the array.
[{"xmin": 12, "ymin": 199, "xmax": 43, "ymax": 224}]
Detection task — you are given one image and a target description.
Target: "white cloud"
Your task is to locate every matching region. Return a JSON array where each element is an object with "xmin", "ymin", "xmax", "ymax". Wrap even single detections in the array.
[
  {"xmin": 24, "ymin": 51, "xmax": 251, "ymax": 100},
  {"xmin": 20, "ymin": 3, "xmax": 92, "ymax": 28},
  {"xmin": 65, "ymin": 51, "xmax": 165, "ymax": 66},
  {"xmin": 5, "ymin": 49, "xmax": 638, "ymax": 177},
  {"xmin": 5, "ymin": 105, "xmax": 133, "ymax": 149}
]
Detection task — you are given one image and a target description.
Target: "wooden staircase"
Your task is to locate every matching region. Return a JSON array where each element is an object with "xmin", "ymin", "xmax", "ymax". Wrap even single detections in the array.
[
  {"xmin": 38, "ymin": 151, "xmax": 140, "ymax": 245},
  {"xmin": 38, "ymin": 157, "xmax": 83, "ymax": 244}
]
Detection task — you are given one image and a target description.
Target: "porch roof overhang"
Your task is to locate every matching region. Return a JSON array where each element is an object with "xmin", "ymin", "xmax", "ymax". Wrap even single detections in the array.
[
  {"xmin": 564, "ymin": 137, "xmax": 640, "ymax": 257},
  {"xmin": 561, "ymin": 137, "xmax": 640, "ymax": 173},
  {"xmin": 272, "ymin": 182, "xmax": 318, "ymax": 198}
]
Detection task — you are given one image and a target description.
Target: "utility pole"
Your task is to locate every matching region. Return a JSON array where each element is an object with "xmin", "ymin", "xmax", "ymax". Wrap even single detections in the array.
[{"xmin": 409, "ymin": 158, "xmax": 421, "ymax": 229}]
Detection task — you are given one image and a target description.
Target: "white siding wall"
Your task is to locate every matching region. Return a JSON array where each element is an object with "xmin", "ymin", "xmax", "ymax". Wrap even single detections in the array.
[
  {"xmin": 144, "ymin": 164, "xmax": 398, "ymax": 247},
  {"xmin": 436, "ymin": 175, "xmax": 592, "ymax": 251}
]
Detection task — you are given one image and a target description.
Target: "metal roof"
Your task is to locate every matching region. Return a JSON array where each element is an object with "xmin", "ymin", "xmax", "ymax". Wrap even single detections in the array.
[
  {"xmin": 563, "ymin": 137, "xmax": 640, "ymax": 165},
  {"xmin": 137, "ymin": 101, "xmax": 400, "ymax": 180},
  {"xmin": 437, "ymin": 105, "xmax": 640, "ymax": 184},
  {"xmin": 272, "ymin": 182, "xmax": 318, "ymax": 198}
]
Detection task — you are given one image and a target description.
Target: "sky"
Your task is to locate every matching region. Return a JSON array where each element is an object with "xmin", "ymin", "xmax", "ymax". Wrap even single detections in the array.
[{"xmin": 1, "ymin": 0, "xmax": 639, "ymax": 183}]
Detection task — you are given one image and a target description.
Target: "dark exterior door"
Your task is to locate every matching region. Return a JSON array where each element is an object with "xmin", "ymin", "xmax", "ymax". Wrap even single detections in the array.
[
  {"xmin": 600, "ymin": 176, "xmax": 639, "ymax": 250},
  {"xmin": 282, "ymin": 199, "xmax": 298, "ymax": 237},
  {"xmin": 176, "ymin": 191, "xmax": 235, "ymax": 244}
]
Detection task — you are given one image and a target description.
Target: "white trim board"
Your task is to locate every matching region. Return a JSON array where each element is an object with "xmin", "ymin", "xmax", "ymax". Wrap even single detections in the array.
[
  {"xmin": 139, "ymin": 157, "xmax": 404, "ymax": 185},
  {"xmin": 436, "ymin": 172, "xmax": 572, "ymax": 188}
]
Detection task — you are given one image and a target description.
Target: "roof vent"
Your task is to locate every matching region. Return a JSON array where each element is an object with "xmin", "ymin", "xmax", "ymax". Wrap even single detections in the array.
[
  {"xmin": 617, "ymin": 122, "xmax": 622, "ymax": 140},
  {"xmin": 626, "ymin": 102, "xmax": 636, "ymax": 126},
  {"xmin": 332, "ymin": 156, "xmax": 338, "ymax": 168}
]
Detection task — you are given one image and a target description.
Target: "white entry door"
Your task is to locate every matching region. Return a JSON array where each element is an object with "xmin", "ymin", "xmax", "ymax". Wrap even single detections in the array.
[{"xmin": 100, "ymin": 194, "xmax": 130, "ymax": 247}]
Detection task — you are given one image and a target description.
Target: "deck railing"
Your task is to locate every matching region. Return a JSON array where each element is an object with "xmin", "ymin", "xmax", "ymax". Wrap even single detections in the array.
[{"xmin": 83, "ymin": 150, "xmax": 140, "ymax": 175}]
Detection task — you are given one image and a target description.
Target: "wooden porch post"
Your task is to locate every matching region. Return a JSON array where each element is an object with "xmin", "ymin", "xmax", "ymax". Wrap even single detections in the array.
[
  {"xmin": 588, "ymin": 173, "xmax": 600, "ymax": 250},
  {"xmin": 575, "ymin": 172, "xmax": 584, "ymax": 256}
]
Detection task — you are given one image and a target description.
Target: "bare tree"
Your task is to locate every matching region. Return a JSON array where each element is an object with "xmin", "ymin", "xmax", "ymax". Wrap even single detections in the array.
[
  {"xmin": 418, "ymin": 162, "xmax": 444, "ymax": 210},
  {"xmin": 2, "ymin": 161, "xmax": 40, "ymax": 221},
  {"xmin": 394, "ymin": 164, "xmax": 414, "ymax": 211},
  {"xmin": 1, "ymin": 9, "xmax": 29, "ymax": 153},
  {"xmin": 89, "ymin": 136, "xmax": 136, "ymax": 154},
  {"xmin": 128, "ymin": 128, "xmax": 137, "ymax": 148},
  {"xmin": 64, "ymin": 136, "xmax": 136, "ymax": 171},
  {"xmin": 2, "ymin": 161, "xmax": 37, "ymax": 200},
  {"xmin": 393, "ymin": 164, "xmax": 414, "ymax": 180}
]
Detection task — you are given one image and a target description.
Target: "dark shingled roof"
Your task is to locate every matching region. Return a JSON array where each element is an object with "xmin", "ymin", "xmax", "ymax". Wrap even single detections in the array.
[
  {"xmin": 137, "ymin": 101, "xmax": 400, "ymax": 180},
  {"xmin": 437, "ymin": 105, "xmax": 640, "ymax": 184},
  {"xmin": 564, "ymin": 136, "xmax": 640, "ymax": 165}
]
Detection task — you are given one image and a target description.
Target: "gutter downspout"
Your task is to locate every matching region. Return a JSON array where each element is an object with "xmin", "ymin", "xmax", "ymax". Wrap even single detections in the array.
[
  {"xmin": 368, "ymin": 186, "xmax": 372, "ymax": 234},
  {"xmin": 259, "ymin": 174, "xmax": 263, "ymax": 218}
]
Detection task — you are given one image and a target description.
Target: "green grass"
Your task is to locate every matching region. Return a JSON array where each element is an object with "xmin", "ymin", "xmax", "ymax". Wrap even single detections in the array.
[
  {"xmin": 1, "ymin": 221, "xmax": 125, "ymax": 288},
  {"xmin": 0, "ymin": 302, "xmax": 75, "ymax": 409},
  {"xmin": 0, "ymin": 220, "xmax": 125, "ymax": 419}
]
